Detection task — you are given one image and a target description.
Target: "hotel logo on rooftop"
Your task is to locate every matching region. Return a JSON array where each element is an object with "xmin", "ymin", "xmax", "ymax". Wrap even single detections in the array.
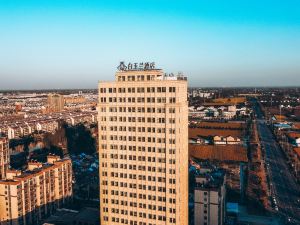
[{"xmin": 117, "ymin": 61, "xmax": 156, "ymax": 71}]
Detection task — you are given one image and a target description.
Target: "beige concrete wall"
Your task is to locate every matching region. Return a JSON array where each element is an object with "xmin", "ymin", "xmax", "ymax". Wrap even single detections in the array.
[
  {"xmin": 194, "ymin": 187, "xmax": 224, "ymax": 225},
  {"xmin": 98, "ymin": 69, "xmax": 188, "ymax": 225}
]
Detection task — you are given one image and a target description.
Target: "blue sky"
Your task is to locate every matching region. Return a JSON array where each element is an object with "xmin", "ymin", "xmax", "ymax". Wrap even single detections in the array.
[{"xmin": 0, "ymin": 0, "xmax": 299, "ymax": 89}]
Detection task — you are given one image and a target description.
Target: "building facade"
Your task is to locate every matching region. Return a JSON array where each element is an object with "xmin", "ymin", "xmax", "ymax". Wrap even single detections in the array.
[
  {"xmin": 0, "ymin": 137, "xmax": 9, "ymax": 180},
  {"xmin": 98, "ymin": 64, "xmax": 188, "ymax": 225},
  {"xmin": 194, "ymin": 170, "xmax": 226, "ymax": 225},
  {"xmin": 0, "ymin": 155, "xmax": 73, "ymax": 225},
  {"xmin": 47, "ymin": 94, "xmax": 64, "ymax": 112}
]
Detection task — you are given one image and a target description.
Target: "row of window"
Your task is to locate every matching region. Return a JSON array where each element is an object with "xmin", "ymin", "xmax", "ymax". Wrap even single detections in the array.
[
  {"xmin": 105, "ymin": 167, "xmax": 172, "ymax": 177},
  {"xmin": 101, "ymin": 135, "xmax": 176, "ymax": 144},
  {"xmin": 100, "ymin": 86, "xmax": 176, "ymax": 93},
  {"xmin": 105, "ymin": 160, "xmax": 176, "ymax": 170},
  {"xmin": 101, "ymin": 133, "xmax": 176, "ymax": 143},
  {"xmin": 99, "ymin": 97, "xmax": 177, "ymax": 104},
  {"xmin": 101, "ymin": 177, "xmax": 176, "ymax": 186},
  {"xmin": 108, "ymin": 190, "xmax": 172, "ymax": 200},
  {"xmin": 102, "ymin": 196, "xmax": 176, "ymax": 206},
  {"xmin": 102, "ymin": 126, "xmax": 174, "ymax": 134},
  {"xmin": 117, "ymin": 74, "xmax": 157, "ymax": 82},
  {"xmin": 102, "ymin": 154, "xmax": 176, "ymax": 165},
  {"xmin": 103, "ymin": 168, "xmax": 177, "ymax": 178},
  {"xmin": 100, "ymin": 116, "xmax": 176, "ymax": 124},
  {"xmin": 103, "ymin": 204, "xmax": 174, "ymax": 214},
  {"xmin": 103, "ymin": 216, "xmax": 176, "ymax": 225},
  {"xmin": 103, "ymin": 107, "xmax": 176, "ymax": 113},
  {"xmin": 101, "ymin": 145, "xmax": 176, "ymax": 154},
  {"xmin": 102, "ymin": 188, "xmax": 176, "ymax": 197}
]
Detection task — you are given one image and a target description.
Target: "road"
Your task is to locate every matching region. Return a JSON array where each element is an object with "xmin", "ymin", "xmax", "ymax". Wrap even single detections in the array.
[{"xmin": 253, "ymin": 101, "xmax": 300, "ymax": 224}]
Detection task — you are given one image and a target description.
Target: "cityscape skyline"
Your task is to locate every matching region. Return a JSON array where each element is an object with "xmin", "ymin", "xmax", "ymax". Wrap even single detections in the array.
[
  {"xmin": 1, "ymin": 1, "xmax": 300, "ymax": 225},
  {"xmin": 0, "ymin": 0, "xmax": 300, "ymax": 90},
  {"xmin": 1, "ymin": 66, "xmax": 300, "ymax": 224}
]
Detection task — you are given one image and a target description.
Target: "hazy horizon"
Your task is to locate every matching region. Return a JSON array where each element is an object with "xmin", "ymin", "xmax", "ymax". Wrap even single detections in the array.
[
  {"xmin": 0, "ymin": 0, "xmax": 299, "ymax": 89},
  {"xmin": 1, "ymin": 85, "xmax": 300, "ymax": 92}
]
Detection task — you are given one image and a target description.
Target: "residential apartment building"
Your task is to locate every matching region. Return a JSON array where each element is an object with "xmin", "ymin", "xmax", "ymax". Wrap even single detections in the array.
[
  {"xmin": 213, "ymin": 136, "xmax": 242, "ymax": 145},
  {"xmin": 0, "ymin": 111, "xmax": 97, "ymax": 140},
  {"xmin": 36, "ymin": 120, "xmax": 59, "ymax": 134},
  {"xmin": 194, "ymin": 169, "xmax": 226, "ymax": 225},
  {"xmin": 64, "ymin": 96, "xmax": 86, "ymax": 104},
  {"xmin": 0, "ymin": 155, "xmax": 73, "ymax": 225},
  {"xmin": 0, "ymin": 137, "xmax": 9, "ymax": 180},
  {"xmin": 98, "ymin": 63, "xmax": 188, "ymax": 225},
  {"xmin": 47, "ymin": 94, "xmax": 64, "ymax": 112}
]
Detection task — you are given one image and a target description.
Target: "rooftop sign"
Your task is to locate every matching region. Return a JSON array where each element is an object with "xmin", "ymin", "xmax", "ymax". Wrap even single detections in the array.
[{"xmin": 117, "ymin": 61, "xmax": 156, "ymax": 71}]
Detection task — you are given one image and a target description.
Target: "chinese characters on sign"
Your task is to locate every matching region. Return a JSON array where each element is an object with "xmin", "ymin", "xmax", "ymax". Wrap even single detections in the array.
[{"xmin": 117, "ymin": 62, "xmax": 155, "ymax": 71}]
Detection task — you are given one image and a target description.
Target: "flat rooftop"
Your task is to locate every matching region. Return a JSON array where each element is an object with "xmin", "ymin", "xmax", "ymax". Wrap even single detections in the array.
[{"xmin": 195, "ymin": 169, "xmax": 225, "ymax": 190}]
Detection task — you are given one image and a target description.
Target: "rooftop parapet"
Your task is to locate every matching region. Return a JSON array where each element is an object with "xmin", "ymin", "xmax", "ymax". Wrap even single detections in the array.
[
  {"xmin": 114, "ymin": 61, "xmax": 187, "ymax": 82},
  {"xmin": 195, "ymin": 169, "xmax": 225, "ymax": 190}
]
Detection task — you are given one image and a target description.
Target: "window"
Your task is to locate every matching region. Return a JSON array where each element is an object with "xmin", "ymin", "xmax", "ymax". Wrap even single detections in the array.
[
  {"xmin": 169, "ymin": 87, "xmax": 176, "ymax": 92},
  {"xmin": 169, "ymin": 97, "xmax": 176, "ymax": 103},
  {"xmin": 147, "ymin": 87, "xmax": 155, "ymax": 93},
  {"xmin": 169, "ymin": 108, "xmax": 175, "ymax": 113}
]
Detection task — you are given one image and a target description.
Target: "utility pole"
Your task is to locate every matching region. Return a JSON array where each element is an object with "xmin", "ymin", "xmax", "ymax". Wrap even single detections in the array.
[
  {"xmin": 279, "ymin": 105, "xmax": 282, "ymax": 123},
  {"xmin": 271, "ymin": 97, "xmax": 273, "ymax": 107}
]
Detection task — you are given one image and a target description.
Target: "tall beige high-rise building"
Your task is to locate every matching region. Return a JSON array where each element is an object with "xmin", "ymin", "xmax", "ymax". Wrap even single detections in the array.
[
  {"xmin": 98, "ymin": 62, "xmax": 188, "ymax": 225},
  {"xmin": 0, "ymin": 155, "xmax": 73, "ymax": 225},
  {"xmin": 0, "ymin": 136, "xmax": 9, "ymax": 180},
  {"xmin": 47, "ymin": 94, "xmax": 64, "ymax": 112}
]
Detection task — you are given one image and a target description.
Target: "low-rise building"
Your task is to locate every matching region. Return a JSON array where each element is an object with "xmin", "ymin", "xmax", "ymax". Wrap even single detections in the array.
[
  {"xmin": 8, "ymin": 125, "xmax": 24, "ymax": 139},
  {"xmin": 0, "ymin": 111, "xmax": 97, "ymax": 140},
  {"xmin": 42, "ymin": 207, "xmax": 100, "ymax": 225},
  {"xmin": 64, "ymin": 96, "xmax": 86, "ymax": 104},
  {"xmin": 36, "ymin": 120, "xmax": 59, "ymax": 133},
  {"xmin": 194, "ymin": 169, "xmax": 226, "ymax": 225},
  {"xmin": 213, "ymin": 136, "xmax": 242, "ymax": 145},
  {"xmin": 288, "ymin": 132, "xmax": 300, "ymax": 147},
  {"xmin": 213, "ymin": 136, "xmax": 227, "ymax": 145}
]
